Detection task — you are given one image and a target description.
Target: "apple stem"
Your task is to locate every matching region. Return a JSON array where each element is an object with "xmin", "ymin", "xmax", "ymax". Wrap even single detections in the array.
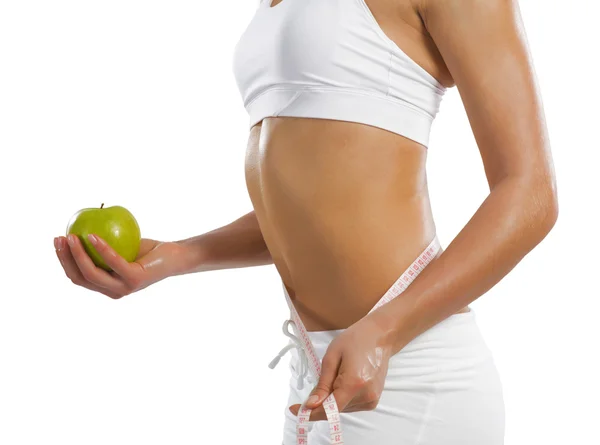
[{"xmin": 101, "ymin": 203, "xmax": 104, "ymax": 209}]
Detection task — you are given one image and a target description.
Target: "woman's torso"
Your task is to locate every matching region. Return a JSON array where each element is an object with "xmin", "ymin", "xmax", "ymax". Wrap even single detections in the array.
[{"xmin": 243, "ymin": 0, "xmax": 468, "ymax": 331}]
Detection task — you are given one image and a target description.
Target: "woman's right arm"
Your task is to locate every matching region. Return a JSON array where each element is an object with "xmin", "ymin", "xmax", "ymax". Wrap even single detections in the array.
[
  {"xmin": 54, "ymin": 210, "xmax": 273, "ymax": 299},
  {"xmin": 172, "ymin": 210, "xmax": 273, "ymax": 276}
]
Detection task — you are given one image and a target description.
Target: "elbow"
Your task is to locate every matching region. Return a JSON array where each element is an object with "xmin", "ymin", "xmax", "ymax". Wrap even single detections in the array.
[
  {"xmin": 540, "ymin": 192, "xmax": 559, "ymax": 237},
  {"xmin": 527, "ymin": 173, "xmax": 559, "ymax": 241},
  {"xmin": 542, "ymin": 170, "xmax": 559, "ymax": 234}
]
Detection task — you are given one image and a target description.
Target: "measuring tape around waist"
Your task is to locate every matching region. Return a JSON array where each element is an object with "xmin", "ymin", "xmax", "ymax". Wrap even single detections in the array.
[{"xmin": 274, "ymin": 236, "xmax": 441, "ymax": 445}]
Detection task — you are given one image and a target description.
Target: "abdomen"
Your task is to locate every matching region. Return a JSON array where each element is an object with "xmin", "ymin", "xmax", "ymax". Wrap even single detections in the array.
[{"xmin": 245, "ymin": 117, "xmax": 438, "ymax": 331}]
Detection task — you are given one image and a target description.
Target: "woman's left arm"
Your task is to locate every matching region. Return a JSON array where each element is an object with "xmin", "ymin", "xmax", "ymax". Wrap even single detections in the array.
[
  {"xmin": 290, "ymin": 0, "xmax": 558, "ymax": 420},
  {"xmin": 382, "ymin": 0, "xmax": 559, "ymax": 353}
]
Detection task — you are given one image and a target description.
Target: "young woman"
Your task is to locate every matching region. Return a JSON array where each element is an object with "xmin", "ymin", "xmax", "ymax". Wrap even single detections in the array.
[{"xmin": 54, "ymin": 0, "xmax": 558, "ymax": 443}]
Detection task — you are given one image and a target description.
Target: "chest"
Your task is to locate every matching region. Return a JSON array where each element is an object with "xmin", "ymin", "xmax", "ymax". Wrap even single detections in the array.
[{"xmin": 232, "ymin": 0, "xmax": 449, "ymax": 103}]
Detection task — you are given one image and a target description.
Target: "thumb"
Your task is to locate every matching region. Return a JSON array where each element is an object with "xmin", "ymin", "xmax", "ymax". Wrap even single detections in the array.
[{"xmin": 306, "ymin": 347, "xmax": 342, "ymax": 408}]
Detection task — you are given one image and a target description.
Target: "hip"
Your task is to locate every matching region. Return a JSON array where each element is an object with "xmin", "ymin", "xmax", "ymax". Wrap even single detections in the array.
[{"xmin": 282, "ymin": 308, "xmax": 505, "ymax": 445}]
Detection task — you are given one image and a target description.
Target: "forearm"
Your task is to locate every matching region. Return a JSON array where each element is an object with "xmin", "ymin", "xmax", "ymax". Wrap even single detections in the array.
[
  {"xmin": 377, "ymin": 175, "xmax": 558, "ymax": 355},
  {"xmin": 172, "ymin": 210, "xmax": 273, "ymax": 276}
]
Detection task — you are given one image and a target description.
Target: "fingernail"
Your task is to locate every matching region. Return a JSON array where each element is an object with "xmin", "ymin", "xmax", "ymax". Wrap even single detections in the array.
[
  {"xmin": 88, "ymin": 234, "xmax": 97, "ymax": 244},
  {"xmin": 67, "ymin": 235, "xmax": 75, "ymax": 247},
  {"xmin": 54, "ymin": 237, "xmax": 58, "ymax": 249},
  {"xmin": 307, "ymin": 395, "xmax": 319, "ymax": 406}
]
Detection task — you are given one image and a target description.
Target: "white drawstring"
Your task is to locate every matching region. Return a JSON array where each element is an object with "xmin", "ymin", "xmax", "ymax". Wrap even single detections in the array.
[{"xmin": 268, "ymin": 319, "xmax": 310, "ymax": 390}]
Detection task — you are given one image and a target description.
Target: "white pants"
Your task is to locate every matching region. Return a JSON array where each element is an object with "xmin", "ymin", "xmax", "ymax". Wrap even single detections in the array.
[{"xmin": 281, "ymin": 308, "xmax": 505, "ymax": 444}]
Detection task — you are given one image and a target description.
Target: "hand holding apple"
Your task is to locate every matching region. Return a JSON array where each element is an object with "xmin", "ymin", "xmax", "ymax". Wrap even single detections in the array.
[{"xmin": 55, "ymin": 203, "xmax": 187, "ymax": 299}]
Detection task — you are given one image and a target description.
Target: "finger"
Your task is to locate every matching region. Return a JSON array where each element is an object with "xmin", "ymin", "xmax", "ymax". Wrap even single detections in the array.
[
  {"xmin": 87, "ymin": 234, "xmax": 142, "ymax": 284},
  {"xmin": 305, "ymin": 347, "xmax": 343, "ymax": 409},
  {"xmin": 55, "ymin": 236, "xmax": 96, "ymax": 286},
  {"xmin": 291, "ymin": 384, "xmax": 357, "ymax": 421},
  {"xmin": 342, "ymin": 400, "xmax": 381, "ymax": 412},
  {"xmin": 289, "ymin": 395, "xmax": 372, "ymax": 418},
  {"xmin": 335, "ymin": 383, "xmax": 383, "ymax": 413},
  {"xmin": 65, "ymin": 234, "xmax": 130, "ymax": 294},
  {"xmin": 55, "ymin": 237, "xmax": 123, "ymax": 299}
]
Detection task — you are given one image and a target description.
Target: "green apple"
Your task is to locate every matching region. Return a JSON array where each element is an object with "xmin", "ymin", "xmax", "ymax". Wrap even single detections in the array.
[{"xmin": 66, "ymin": 203, "xmax": 141, "ymax": 272}]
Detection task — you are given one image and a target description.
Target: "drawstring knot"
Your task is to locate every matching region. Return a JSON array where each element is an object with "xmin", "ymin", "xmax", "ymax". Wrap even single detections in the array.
[{"xmin": 268, "ymin": 319, "xmax": 311, "ymax": 390}]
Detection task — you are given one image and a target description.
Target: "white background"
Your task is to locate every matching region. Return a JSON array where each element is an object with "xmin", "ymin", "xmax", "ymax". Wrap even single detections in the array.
[{"xmin": 1, "ymin": 0, "xmax": 598, "ymax": 444}]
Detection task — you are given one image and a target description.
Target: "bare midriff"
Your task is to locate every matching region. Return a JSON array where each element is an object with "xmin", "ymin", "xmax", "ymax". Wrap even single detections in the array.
[
  {"xmin": 244, "ymin": 0, "xmax": 468, "ymax": 332},
  {"xmin": 245, "ymin": 117, "xmax": 470, "ymax": 332}
]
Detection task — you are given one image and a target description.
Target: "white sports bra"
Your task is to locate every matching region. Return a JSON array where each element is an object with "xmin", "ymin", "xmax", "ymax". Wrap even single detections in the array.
[{"xmin": 232, "ymin": 0, "xmax": 447, "ymax": 147}]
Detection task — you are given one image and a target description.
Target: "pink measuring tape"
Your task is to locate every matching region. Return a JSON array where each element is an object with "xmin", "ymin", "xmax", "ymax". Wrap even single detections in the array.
[{"xmin": 269, "ymin": 236, "xmax": 441, "ymax": 445}]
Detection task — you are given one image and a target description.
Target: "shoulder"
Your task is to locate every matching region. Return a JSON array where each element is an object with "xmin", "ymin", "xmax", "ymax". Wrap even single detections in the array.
[{"xmin": 417, "ymin": 0, "xmax": 519, "ymax": 20}]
